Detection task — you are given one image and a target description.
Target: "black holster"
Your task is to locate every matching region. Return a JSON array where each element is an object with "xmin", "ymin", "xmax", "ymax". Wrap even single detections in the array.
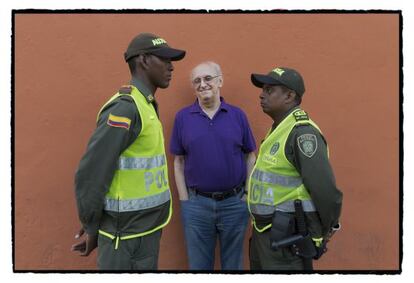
[
  {"xmin": 291, "ymin": 235, "xmax": 317, "ymax": 258},
  {"xmin": 269, "ymin": 200, "xmax": 317, "ymax": 270},
  {"xmin": 269, "ymin": 211, "xmax": 296, "ymax": 250}
]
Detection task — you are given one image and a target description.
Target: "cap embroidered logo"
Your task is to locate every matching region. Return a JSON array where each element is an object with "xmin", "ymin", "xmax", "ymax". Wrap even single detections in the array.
[
  {"xmin": 272, "ymin": 67, "xmax": 285, "ymax": 76},
  {"xmin": 152, "ymin": 38, "xmax": 167, "ymax": 46}
]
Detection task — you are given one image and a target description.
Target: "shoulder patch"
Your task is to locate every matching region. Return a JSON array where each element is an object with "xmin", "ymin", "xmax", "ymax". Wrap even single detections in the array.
[
  {"xmin": 293, "ymin": 109, "xmax": 309, "ymax": 122},
  {"xmin": 107, "ymin": 113, "xmax": 131, "ymax": 130},
  {"xmin": 119, "ymin": 85, "xmax": 132, "ymax": 94},
  {"xmin": 297, "ymin": 134, "xmax": 317, "ymax": 158}
]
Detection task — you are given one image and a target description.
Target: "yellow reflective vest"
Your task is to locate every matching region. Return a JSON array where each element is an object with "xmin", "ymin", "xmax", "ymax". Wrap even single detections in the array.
[
  {"xmin": 97, "ymin": 85, "xmax": 172, "ymax": 248},
  {"xmin": 248, "ymin": 109, "xmax": 323, "ymax": 233}
]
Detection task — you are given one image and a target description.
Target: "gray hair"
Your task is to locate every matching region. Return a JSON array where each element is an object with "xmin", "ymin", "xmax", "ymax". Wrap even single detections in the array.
[{"xmin": 190, "ymin": 61, "xmax": 223, "ymax": 81}]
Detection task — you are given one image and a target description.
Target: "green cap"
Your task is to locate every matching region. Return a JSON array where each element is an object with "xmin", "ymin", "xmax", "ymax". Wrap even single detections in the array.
[
  {"xmin": 251, "ymin": 67, "xmax": 305, "ymax": 96},
  {"xmin": 124, "ymin": 33, "xmax": 186, "ymax": 62}
]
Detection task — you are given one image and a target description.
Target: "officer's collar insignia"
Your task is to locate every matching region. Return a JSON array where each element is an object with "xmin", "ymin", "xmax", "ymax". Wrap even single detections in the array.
[
  {"xmin": 147, "ymin": 94, "xmax": 155, "ymax": 103},
  {"xmin": 269, "ymin": 142, "xmax": 280, "ymax": 155},
  {"xmin": 119, "ymin": 85, "xmax": 132, "ymax": 94},
  {"xmin": 297, "ymin": 134, "xmax": 318, "ymax": 158},
  {"xmin": 293, "ymin": 109, "xmax": 309, "ymax": 122}
]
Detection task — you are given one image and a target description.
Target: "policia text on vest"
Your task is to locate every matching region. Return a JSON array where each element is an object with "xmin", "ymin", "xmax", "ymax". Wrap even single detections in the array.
[
  {"xmin": 72, "ymin": 32, "xmax": 186, "ymax": 270},
  {"xmin": 97, "ymin": 86, "xmax": 173, "ymax": 249},
  {"xmin": 247, "ymin": 108, "xmax": 342, "ymax": 271}
]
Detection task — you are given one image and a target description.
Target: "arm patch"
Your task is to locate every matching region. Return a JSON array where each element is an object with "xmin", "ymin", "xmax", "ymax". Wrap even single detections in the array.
[
  {"xmin": 107, "ymin": 113, "xmax": 131, "ymax": 130},
  {"xmin": 297, "ymin": 134, "xmax": 318, "ymax": 158}
]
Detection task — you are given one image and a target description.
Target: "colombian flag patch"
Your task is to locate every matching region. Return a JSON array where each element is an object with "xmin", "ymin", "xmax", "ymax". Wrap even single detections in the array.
[{"xmin": 107, "ymin": 113, "xmax": 131, "ymax": 130}]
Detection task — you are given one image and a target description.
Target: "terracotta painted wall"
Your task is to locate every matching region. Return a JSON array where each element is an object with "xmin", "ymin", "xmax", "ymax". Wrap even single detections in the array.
[{"xmin": 14, "ymin": 13, "xmax": 400, "ymax": 271}]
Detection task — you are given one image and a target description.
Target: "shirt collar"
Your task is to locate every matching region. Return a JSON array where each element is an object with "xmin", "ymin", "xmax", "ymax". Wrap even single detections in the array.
[
  {"xmin": 271, "ymin": 106, "xmax": 301, "ymax": 130},
  {"xmin": 190, "ymin": 97, "xmax": 229, "ymax": 113},
  {"xmin": 130, "ymin": 77, "xmax": 155, "ymax": 104}
]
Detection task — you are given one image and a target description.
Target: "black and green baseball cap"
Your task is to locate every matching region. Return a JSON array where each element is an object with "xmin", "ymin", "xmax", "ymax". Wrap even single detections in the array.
[
  {"xmin": 124, "ymin": 33, "xmax": 186, "ymax": 62},
  {"xmin": 251, "ymin": 67, "xmax": 305, "ymax": 96}
]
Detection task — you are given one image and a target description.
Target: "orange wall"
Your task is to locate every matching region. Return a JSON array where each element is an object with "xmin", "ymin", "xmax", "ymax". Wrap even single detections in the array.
[{"xmin": 14, "ymin": 13, "xmax": 400, "ymax": 270}]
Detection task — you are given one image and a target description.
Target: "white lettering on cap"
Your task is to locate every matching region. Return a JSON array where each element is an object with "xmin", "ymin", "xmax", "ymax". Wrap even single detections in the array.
[{"xmin": 152, "ymin": 38, "xmax": 167, "ymax": 46}]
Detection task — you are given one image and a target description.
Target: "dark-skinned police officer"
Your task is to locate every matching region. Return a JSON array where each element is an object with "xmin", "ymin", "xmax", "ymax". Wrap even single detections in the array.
[
  {"xmin": 71, "ymin": 33, "xmax": 185, "ymax": 270},
  {"xmin": 247, "ymin": 67, "xmax": 343, "ymax": 271}
]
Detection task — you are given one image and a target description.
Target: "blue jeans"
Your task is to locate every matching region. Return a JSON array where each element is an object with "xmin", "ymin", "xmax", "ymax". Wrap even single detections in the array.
[{"xmin": 180, "ymin": 188, "xmax": 249, "ymax": 270}]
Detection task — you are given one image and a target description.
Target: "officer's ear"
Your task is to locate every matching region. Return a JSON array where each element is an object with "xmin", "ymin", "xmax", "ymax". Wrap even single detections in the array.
[
  {"xmin": 285, "ymin": 90, "xmax": 297, "ymax": 104},
  {"xmin": 137, "ymin": 54, "xmax": 151, "ymax": 70}
]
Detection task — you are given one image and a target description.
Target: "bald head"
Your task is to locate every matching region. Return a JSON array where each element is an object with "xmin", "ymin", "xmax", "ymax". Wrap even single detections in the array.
[{"xmin": 191, "ymin": 61, "xmax": 223, "ymax": 82}]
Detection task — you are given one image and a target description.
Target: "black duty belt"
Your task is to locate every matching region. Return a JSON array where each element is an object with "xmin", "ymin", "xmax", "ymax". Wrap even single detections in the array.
[{"xmin": 190, "ymin": 184, "xmax": 243, "ymax": 201}]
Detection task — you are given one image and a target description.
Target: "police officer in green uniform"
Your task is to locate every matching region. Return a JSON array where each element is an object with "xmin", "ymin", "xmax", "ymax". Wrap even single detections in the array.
[
  {"xmin": 71, "ymin": 33, "xmax": 185, "ymax": 270},
  {"xmin": 247, "ymin": 67, "xmax": 343, "ymax": 271}
]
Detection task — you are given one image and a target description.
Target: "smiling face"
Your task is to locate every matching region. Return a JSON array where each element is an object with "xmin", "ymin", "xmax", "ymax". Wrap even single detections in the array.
[{"xmin": 190, "ymin": 63, "xmax": 223, "ymax": 105}]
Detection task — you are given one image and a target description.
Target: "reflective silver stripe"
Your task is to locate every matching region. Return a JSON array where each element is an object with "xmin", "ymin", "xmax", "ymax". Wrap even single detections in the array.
[
  {"xmin": 118, "ymin": 155, "xmax": 166, "ymax": 170},
  {"xmin": 251, "ymin": 169, "xmax": 302, "ymax": 188},
  {"xmin": 104, "ymin": 189, "xmax": 170, "ymax": 212},
  {"xmin": 250, "ymin": 200, "xmax": 316, "ymax": 215},
  {"xmin": 276, "ymin": 200, "xmax": 316, "ymax": 212},
  {"xmin": 250, "ymin": 204, "xmax": 275, "ymax": 215}
]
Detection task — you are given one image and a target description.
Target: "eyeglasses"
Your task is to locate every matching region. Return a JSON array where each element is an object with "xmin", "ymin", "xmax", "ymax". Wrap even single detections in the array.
[{"xmin": 191, "ymin": 75, "xmax": 221, "ymax": 86}]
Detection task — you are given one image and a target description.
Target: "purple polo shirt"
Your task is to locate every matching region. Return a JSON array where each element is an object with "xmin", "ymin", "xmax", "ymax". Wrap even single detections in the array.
[{"xmin": 170, "ymin": 97, "xmax": 256, "ymax": 192}]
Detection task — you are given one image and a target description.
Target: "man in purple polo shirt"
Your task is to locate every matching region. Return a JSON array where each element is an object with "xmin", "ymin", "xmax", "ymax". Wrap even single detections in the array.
[{"xmin": 170, "ymin": 61, "xmax": 256, "ymax": 270}]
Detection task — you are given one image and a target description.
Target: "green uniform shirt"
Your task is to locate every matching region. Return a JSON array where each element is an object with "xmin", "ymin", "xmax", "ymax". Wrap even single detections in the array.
[
  {"xmin": 255, "ymin": 107, "xmax": 343, "ymax": 236},
  {"xmin": 74, "ymin": 78, "xmax": 169, "ymax": 236}
]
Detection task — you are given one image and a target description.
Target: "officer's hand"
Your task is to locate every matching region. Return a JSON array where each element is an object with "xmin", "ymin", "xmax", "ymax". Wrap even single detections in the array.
[
  {"xmin": 71, "ymin": 228, "xmax": 98, "ymax": 256},
  {"xmin": 74, "ymin": 227, "xmax": 85, "ymax": 239},
  {"xmin": 241, "ymin": 192, "xmax": 247, "ymax": 202}
]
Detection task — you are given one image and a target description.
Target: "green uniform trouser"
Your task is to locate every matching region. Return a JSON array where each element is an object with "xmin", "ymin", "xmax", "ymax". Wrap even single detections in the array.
[
  {"xmin": 249, "ymin": 228, "xmax": 305, "ymax": 271},
  {"xmin": 97, "ymin": 230, "xmax": 162, "ymax": 270}
]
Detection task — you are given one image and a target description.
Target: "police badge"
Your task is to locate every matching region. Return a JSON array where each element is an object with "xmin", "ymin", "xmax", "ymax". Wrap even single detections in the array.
[
  {"xmin": 269, "ymin": 142, "xmax": 279, "ymax": 155},
  {"xmin": 297, "ymin": 134, "xmax": 318, "ymax": 158}
]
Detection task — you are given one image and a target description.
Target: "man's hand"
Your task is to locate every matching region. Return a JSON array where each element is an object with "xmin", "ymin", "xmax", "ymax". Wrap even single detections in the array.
[{"xmin": 71, "ymin": 227, "xmax": 98, "ymax": 256}]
